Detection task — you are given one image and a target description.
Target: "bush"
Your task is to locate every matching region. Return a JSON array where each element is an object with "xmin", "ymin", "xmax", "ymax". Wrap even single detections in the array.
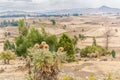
[
  {"xmin": 50, "ymin": 20, "xmax": 56, "ymax": 25},
  {"xmin": 28, "ymin": 43, "xmax": 66, "ymax": 80},
  {"xmin": 111, "ymin": 50, "xmax": 116, "ymax": 58},
  {"xmin": 0, "ymin": 50, "xmax": 16, "ymax": 64},
  {"xmin": 15, "ymin": 36, "xmax": 31, "ymax": 57},
  {"xmin": 57, "ymin": 34, "xmax": 75, "ymax": 62},
  {"xmin": 15, "ymin": 26, "xmax": 58, "ymax": 57},
  {"xmin": 79, "ymin": 34, "xmax": 86, "ymax": 40},
  {"xmin": 80, "ymin": 46, "xmax": 110, "ymax": 57},
  {"xmin": 4, "ymin": 39, "xmax": 15, "ymax": 51}
]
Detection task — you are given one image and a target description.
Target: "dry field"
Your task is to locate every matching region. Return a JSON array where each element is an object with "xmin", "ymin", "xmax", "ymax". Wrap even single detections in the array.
[
  {"xmin": 0, "ymin": 15, "xmax": 120, "ymax": 79},
  {"xmin": 0, "ymin": 59, "xmax": 120, "ymax": 80}
]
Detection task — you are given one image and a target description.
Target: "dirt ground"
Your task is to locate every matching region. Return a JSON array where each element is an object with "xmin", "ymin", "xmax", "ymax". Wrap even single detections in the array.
[{"xmin": 0, "ymin": 57, "xmax": 120, "ymax": 80}]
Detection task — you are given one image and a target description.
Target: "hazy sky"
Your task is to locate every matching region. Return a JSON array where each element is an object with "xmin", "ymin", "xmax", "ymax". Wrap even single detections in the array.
[{"xmin": 0, "ymin": 0, "xmax": 120, "ymax": 12}]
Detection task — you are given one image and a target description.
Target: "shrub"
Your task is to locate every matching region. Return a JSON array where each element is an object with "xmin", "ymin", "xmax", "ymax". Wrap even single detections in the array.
[
  {"xmin": 4, "ymin": 39, "xmax": 11, "ymax": 50},
  {"xmin": 15, "ymin": 36, "xmax": 31, "ymax": 57},
  {"xmin": 0, "ymin": 50, "xmax": 16, "ymax": 64},
  {"xmin": 50, "ymin": 20, "xmax": 56, "ymax": 25},
  {"xmin": 89, "ymin": 75, "xmax": 95, "ymax": 80},
  {"xmin": 15, "ymin": 26, "xmax": 58, "ymax": 57},
  {"xmin": 45, "ymin": 35, "xmax": 58, "ymax": 51},
  {"xmin": 57, "ymin": 34, "xmax": 75, "ymax": 62},
  {"xmin": 79, "ymin": 34, "xmax": 86, "ymax": 40},
  {"xmin": 27, "ymin": 27, "xmax": 44, "ymax": 46},
  {"xmin": 92, "ymin": 37, "xmax": 97, "ymax": 46},
  {"xmin": 18, "ymin": 19, "xmax": 28, "ymax": 36},
  {"xmin": 4, "ymin": 39, "xmax": 15, "ymax": 52},
  {"xmin": 28, "ymin": 43, "xmax": 66, "ymax": 80},
  {"xmin": 80, "ymin": 46, "xmax": 110, "ymax": 57},
  {"xmin": 111, "ymin": 50, "xmax": 116, "ymax": 58}
]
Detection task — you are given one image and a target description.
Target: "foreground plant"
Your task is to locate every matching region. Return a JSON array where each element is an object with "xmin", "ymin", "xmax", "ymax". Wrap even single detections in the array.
[{"xmin": 28, "ymin": 42, "xmax": 66, "ymax": 80}]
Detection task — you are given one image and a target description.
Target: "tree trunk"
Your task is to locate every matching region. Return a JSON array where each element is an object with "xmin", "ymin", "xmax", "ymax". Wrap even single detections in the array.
[
  {"xmin": 106, "ymin": 35, "xmax": 109, "ymax": 50},
  {"xmin": 4, "ymin": 60, "xmax": 7, "ymax": 64}
]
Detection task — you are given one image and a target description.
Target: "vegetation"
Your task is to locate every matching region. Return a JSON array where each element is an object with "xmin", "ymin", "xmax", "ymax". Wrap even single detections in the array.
[
  {"xmin": 0, "ymin": 50, "xmax": 16, "ymax": 64},
  {"xmin": 15, "ymin": 19, "xmax": 30, "ymax": 57},
  {"xmin": 27, "ymin": 27, "xmax": 44, "ymax": 46},
  {"xmin": 4, "ymin": 39, "xmax": 15, "ymax": 52},
  {"xmin": 92, "ymin": 37, "xmax": 97, "ymax": 46},
  {"xmin": 57, "ymin": 34, "xmax": 75, "ymax": 62},
  {"xmin": 80, "ymin": 37, "xmax": 110, "ymax": 57},
  {"xmin": 15, "ymin": 36, "xmax": 31, "ymax": 57},
  {"xmin": 80, "ymin": 45, "xmax": 110, "ymax": 57},
  {"xmin": 50, "ymin": 20, "xmax": 56, "ymax": 25},
  {"xmin": 111, "ymin": 50, "xmax": 116, "ymax": 58},
  {"xmin": 79, "ymin": 34, "xmax": 86, "ymax": 40},
  {"xmin": 28, "ymin": 42, "xmax": 66, "ymax": 80},
  {"xmin": 18, "ymin": 19, "xmax": 28, "ymax": 37},
  {"xmin": 0, "ymin": 20, "xmax": 18, "ymax": 27},
  {"xmin": 15, "ymin": 20, "xmax": 58, "ymax": 57},
  {"xmin": 72, "ymin": 13, "xmax": 79, "ymax": 16}
]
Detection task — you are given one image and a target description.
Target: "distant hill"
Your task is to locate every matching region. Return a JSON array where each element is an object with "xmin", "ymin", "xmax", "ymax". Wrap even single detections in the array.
[
  {"xmin": 98, "ymin": 6, "xmax": 120, "ymax": 14},
  {"xmin": 0, "ymin": 6, "xmax": 120, "ymax": 18},
  {"xmin": 44, "ymin": 6, "xmax": 120, "ymax": 15}
]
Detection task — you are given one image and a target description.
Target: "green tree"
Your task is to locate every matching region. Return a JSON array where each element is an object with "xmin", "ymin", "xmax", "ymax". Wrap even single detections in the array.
[
  {"xmin": 15, "ymin": 19, "xmax": 30, "ymax": 57},
  {"xmin": 15, "ymin": 36, "xmax": 30, "ymax": 57},
  {"xmin": 58, "ymin": 34, "xmax": 75, "ymax": 61},
  {"xmin": 4, "ymin": 39, "xmax": 11, "ymax": 50},
  {"xmin": 18, "ymin": 19, "xmax": 28, "ymax": 36},
  {"xmin": 0, "ymin": 50, "xmax": 16, "ymax": 64},
  {"xmin": 27, "ymin": 27, "xmax": 44, "ymax": 46},
  {"xmin": 50, "ymin": 20, "xmax": 56, "ymax": 25},
  {"xmin": 45, "ymin": 35, "xmax": 57, "ymax": 51},
  {"xmin": 73, "ymin": 35, "xmax": 79, "ymax": 48}
]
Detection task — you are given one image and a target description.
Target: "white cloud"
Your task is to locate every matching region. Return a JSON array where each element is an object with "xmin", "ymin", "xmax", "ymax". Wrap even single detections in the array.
[{"xmin": 33, "ymin": 0, "xmax": 48, "ymax": 3}]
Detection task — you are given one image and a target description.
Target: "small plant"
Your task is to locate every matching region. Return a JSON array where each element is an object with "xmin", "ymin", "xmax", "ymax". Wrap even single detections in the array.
[
  {"xmin": 105, "ymin": 73, "xmax": 112, "ymax": 80},
  {"xmin": 63, "ymin": 77, "xmax": 73, "ymax": 80},
  {"xmin": 89, "ymin": 75, "xmax": 95, "ymax": 80},
  {"xmin": 79, "ymin": 34, "xmax": 86, "ymax": 41},
  {"xmin": 92, "ymin": 37, "xmax": 97, "ymax": 46},
  {"xmin": 4, "ymin": 39, "xmax": 15, "ymax": 51},
  {"xmin": 111, "ymin": 50, "xmax": 116, "ymax": 58},
  {"xmin": 50, "ymin": 19, "xmax": 56, "ymax": 25},
  {"xmin": 0, "ymin": 50, "xmax": 16, "ymax": 64}
]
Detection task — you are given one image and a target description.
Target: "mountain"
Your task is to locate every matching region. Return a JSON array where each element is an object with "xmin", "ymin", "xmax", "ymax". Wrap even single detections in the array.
[
  {"xmin": 98, "ymin": 6, "xmax": 120, "ymax": 14},
  {"xmin": 44, "ymin": 6, "xmax": 120, "ymax": 15},
  {"xmin": 0, "ymin": 6, "xmax": 120, "ymax": 17}
]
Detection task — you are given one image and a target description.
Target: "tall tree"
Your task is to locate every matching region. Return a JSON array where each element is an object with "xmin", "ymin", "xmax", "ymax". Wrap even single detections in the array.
[
  {"xmin": 27, "ymin": 27, "xmax": 44, "ymax": 46},
  {"xmin": 58, "ymin": 34, "xmax": 75, "ymax": 58},
  {"xmin": 18, "ymin": 19, "xmax": 28, "ymax": 36}
]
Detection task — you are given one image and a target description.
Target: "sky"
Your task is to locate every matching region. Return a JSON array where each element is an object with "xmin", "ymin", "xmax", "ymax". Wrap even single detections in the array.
[{"xmin": 0, "ymin": 0, "xmax": 120, "ymax": 12}]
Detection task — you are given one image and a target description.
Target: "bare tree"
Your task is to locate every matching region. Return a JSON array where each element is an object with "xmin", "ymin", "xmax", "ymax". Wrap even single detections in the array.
[
  {"xmin": 103, "ymin": 17, "xmax": 116, "ymax": 50},
  {"xmin": 104, "ymin": 27, "xmax": 112, "ymax": 49}
]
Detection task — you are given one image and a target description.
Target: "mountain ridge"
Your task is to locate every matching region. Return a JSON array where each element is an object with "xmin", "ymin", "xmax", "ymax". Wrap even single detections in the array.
[{"xmin": 0, "ymin": 6, "xmax": 120, "ymax": 17}]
